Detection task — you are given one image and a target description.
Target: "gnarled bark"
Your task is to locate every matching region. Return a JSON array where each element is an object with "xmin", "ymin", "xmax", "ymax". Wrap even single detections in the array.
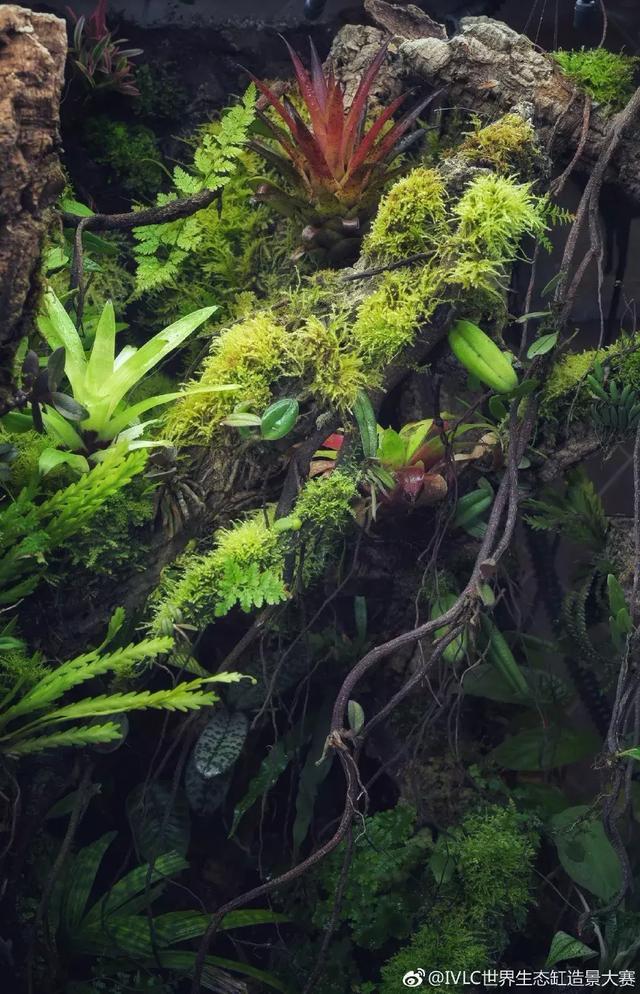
[
  {"xmin": 335, "ymin": 2, "xmax": 640, "ymax": 206},
  {"xmin": 0, "ymin": 6, "xmax": 66, "ymax": 406}
]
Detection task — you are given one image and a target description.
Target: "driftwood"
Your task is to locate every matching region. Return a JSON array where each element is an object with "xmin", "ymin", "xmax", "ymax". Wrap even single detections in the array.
[
  {"xmin": 331, "ymin": 1, "xmax": 640, "ymax": 207},
  {"xmin": 0, "ymin": 6, "xmax": 66, "ymax": 406}
]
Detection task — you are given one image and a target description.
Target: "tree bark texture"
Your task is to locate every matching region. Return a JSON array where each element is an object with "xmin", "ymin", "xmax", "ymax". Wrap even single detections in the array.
[
  {"xmin": 0, "ymin": 5, "xmax": 66, "ymax": 403},
  {"xmin": 330, "ymin": 2, "xmax": 640, "ymax": 205}
]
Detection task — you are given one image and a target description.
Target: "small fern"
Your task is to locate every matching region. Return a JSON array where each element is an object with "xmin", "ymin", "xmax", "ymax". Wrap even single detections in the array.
[
  {"xmin": 133, "ymin": 86, "xmax": 257, "ymax": 295},
  {"xmin": 0, "ymin": 617, "xmax": 245, "ymax": 758},
  {"xmin": 0, "ymin": 446, "xmax": 147, "ymax": 604},
  {"xmin": 524, "ymin": 468, "xmax": 608, "ymax": 553}
]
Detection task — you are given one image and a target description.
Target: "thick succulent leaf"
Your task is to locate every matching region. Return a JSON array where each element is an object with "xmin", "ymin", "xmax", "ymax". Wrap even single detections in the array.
[
  {"xmin": 40, "ymin": 290, "xmax": 87, "ymax": 398},
  {"xmin": 192, "ymin": 709, "xmax": 248, "ymax": 779},
  {"xmin": 86, "ymin": 300, "xmax": 116, "ymax": 394}
]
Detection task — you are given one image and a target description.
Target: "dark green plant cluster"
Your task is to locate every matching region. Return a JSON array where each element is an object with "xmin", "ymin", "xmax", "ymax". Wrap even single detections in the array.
[
  {"xmin": 5, "ymin": 28, "xmax": 639, "ymax": 994},
  {"xmin": 553, "ymin": 48, "xmax": 639, "ymax": 111},
  {"xmin": 83, "ymin": 116, "xmax": 164, "ymax": 198}
]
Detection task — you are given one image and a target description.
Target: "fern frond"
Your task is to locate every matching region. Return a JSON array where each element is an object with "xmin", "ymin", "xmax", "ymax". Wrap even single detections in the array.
[
  {"xmin": 133, "ymin": 86, "xmax": 256, "ymax": 295},
  {"xmin": 12, "ymin": 680, "xmax": 218, "ymax": 738},
  {"xmin": 0, "ymin": 636, "xmax": 174, "ymax": 729},
  {"xmin": 4, "ymin": 723, "xmax": 121, "ymax": 757}
]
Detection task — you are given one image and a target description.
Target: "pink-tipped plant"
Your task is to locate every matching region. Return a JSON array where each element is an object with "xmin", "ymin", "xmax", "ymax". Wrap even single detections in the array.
[
  {"xmin": 250, "ymin": 39, "xmax": 437, "ymax": 262},
  {"xmin": 67, "ymin": 0, "xmax": 142, "ymax": 98}
]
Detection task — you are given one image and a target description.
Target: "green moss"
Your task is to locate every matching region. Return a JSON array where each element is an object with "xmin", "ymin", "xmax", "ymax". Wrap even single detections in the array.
[
  {"xmin": 0, "ymin": 647, "xmax": 47, "ymax": 697},
  {"xmin": 0, "ymin": 430, "xmax": 50, "ymax": 491},
  {"xmin": 451, "ymin": 172, "xmax": 550, "ymax": 266},
  {"xmin": 165, "ymin": 313, "xmax": 295, "ymax": 442},
  {"xmin": 149, "ymin": 509, "xmax": 288, "ymax": 633},
  {"xmin": 295, "ymin": 470, "xmax": 358, "ymax": 532},
  {"xmin": 380, "ymin": 911, "xmax": 490, "ymax": 994},
  {"xmin": 458, "ymin": 114, "xmax": 537, "ymax": 173},
  {"xmin": 83, "ymin": 116, "xmax": 164, "ymax": 199},
  {"xmin": 312, "ymin": 805, "xmax": 432, "ymax": 951},
  {"xmin": 541, "ymin": 340, "xmax": 633, "ymax": 416},
  {"xmin": 59, "ymin": 475, "xmax": 156, "ymax": 576},
  {"xmin": 133, "ymin": 63, "xmax": 189, "ymax": 121},
  {"xmin": 351, "ymin": 264, "xmax": 448, "ymax": 372},
  {"xmin": 365, "ymin": 168, "xmax": 447, "ymax": 259},
  {"xmin": 166, "ymin": 165, "xmax": 553, "ymax": 444},
  {"xmin": 553, "ymin": 48, "xmax": 639, "ymax": 111},
  {"xmin": 379, "ymin": 804, "xmax": 538, "ymax": 994}
]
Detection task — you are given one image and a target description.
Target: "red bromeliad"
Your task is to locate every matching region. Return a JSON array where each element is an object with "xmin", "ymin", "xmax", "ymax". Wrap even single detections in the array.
[
  {"xmin": 66, "ymin": 0, "xmax": 142, "ymax": 98},
  {"xmin": 249, "ymin": 39, "xmax": 437, "ymax": 262}
]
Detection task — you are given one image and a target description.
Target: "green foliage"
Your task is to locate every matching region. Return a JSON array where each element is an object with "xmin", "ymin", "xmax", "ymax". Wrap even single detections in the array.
[
  {"xmin": 166, "ymin": 159, "xmax": 556, "ymax": 441},
  {"xmin": 525, "ymin": 467, "xmax": 608, "ymax": 553},
  {"xmin": 458, "ymin": 114, "xmax": 538, "ymax": 172},
  {"xmin": 0, "ymin": 428, "xmax": 51, "ymax": 490},
  {"xmin": 32, "ymin": 290, "xmax": 228, "ymax": 455},
  {"xmin": 379, "ymin": 805, "xmax": 538, "ymax": 993},
  {"xmin": 0, "ymin": 625, "xmax": 236, "ymax": 758},
  {"xmin": 0, "ymin": 645, "xmax": 47, "ymax": 698},
  {"xmin": 46, "ymin": 830, "xmax": 286, "ymax": 992},
  {"xmin": 550, "ymin": 805, "xmax": 623, "ymax": 902},
  {"xmin": 312, "ymin": 805, "xmax": 432, "ymax": 950},
  {"xmin": 133, "ymin": 87, "xmax": 257, "ymax": 294},
  {"xmin": 0, "ymin": 446, "xmax": 147, "ymax": 604},
  {"xmin": 149, "ymin": 509, "xmax": 288, "ymax": 633},
  {"xmin": 83, "ymin": 116, "xmax": 164, "ymax": 198},
  {"xmin": 587, "ymin": 359, "xmax": 640, "ymax": 436},
  {"xmin": 449, "ymin": 172, "xmax": 551, "ymax": 274},
  {"xmin": 133, "ymin": 62, "xmax": 189, "ymax": 121},
  {"xmin": 59, "ymin": 471, "xmax": 155, "ymax": 576},
  {"xmin": 294, "ymin": 469, "xmax": 357, "ymax": 532},
  {"xmin": 191, "ymin": 708, "xmax": 248, "ymax": 778},
  {"xmin": 553, "ymin": 48, "xmax": 639, "ymax": 111},
  {"xmin": 365, "ymin": 167, "xmax": 447, "ymax": 259}
]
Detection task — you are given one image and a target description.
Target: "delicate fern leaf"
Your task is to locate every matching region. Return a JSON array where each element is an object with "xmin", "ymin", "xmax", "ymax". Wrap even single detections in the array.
[
  {"xmin": 24, "ymin": 680, "xmax": 219, "ymax": 730},
  {"xmin": 4, "ymin": 723, "xmax": 122, "ymax": 757},
  {"xmin": 133, "ymin": 86, "xmax": 256, "ymax": 296},
  {"xmin": 0, "ymin": 636, "xmax": 173, "ymax": 728}
]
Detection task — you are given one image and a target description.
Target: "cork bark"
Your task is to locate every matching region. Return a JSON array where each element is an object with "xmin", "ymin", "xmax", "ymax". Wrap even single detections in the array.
[
  {"xmin": 0, "ymin": 6, "xmax": 67, "ymax": 404},
  {"xmin": 329, "ymin": 2, "xmax": 640, "ymax": 205}
]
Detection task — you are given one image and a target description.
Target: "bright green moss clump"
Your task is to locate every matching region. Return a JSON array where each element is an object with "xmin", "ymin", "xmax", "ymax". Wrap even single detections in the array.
[
  {"xmin": 379, "ymin": 805, "xmax": 538, "ymax": 994},
  {"xmin": 168, "ymin": 155, "xmax": 554, "ymax": 444},
  {"xmin": 150, "ymin": 509, "xmax": 288, "ymax": 634},
  {"xmin": 165, "ymin": 313, "xmax": 294, "ymax": 442},
  {"xmin": 458, "ymin": 114, "xmax": 537, "ymax": 173},
  {"xmin": 553, "ymin": 48, "xmax": 639, "ymax": 111},
  {"xmin": 295, "ymin": 470, "xmax": 358, "ymax": 532},
  {"xmin": 451, "ymin": 173, "xmax": 550, "ymax": 265},
  {"xmin": 366, "ymin": 168, "xmax": 447, "ymax": 259},
  {"xmin": 351, "ymin": 265, "xmax": 448, "ymax": 372}
]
